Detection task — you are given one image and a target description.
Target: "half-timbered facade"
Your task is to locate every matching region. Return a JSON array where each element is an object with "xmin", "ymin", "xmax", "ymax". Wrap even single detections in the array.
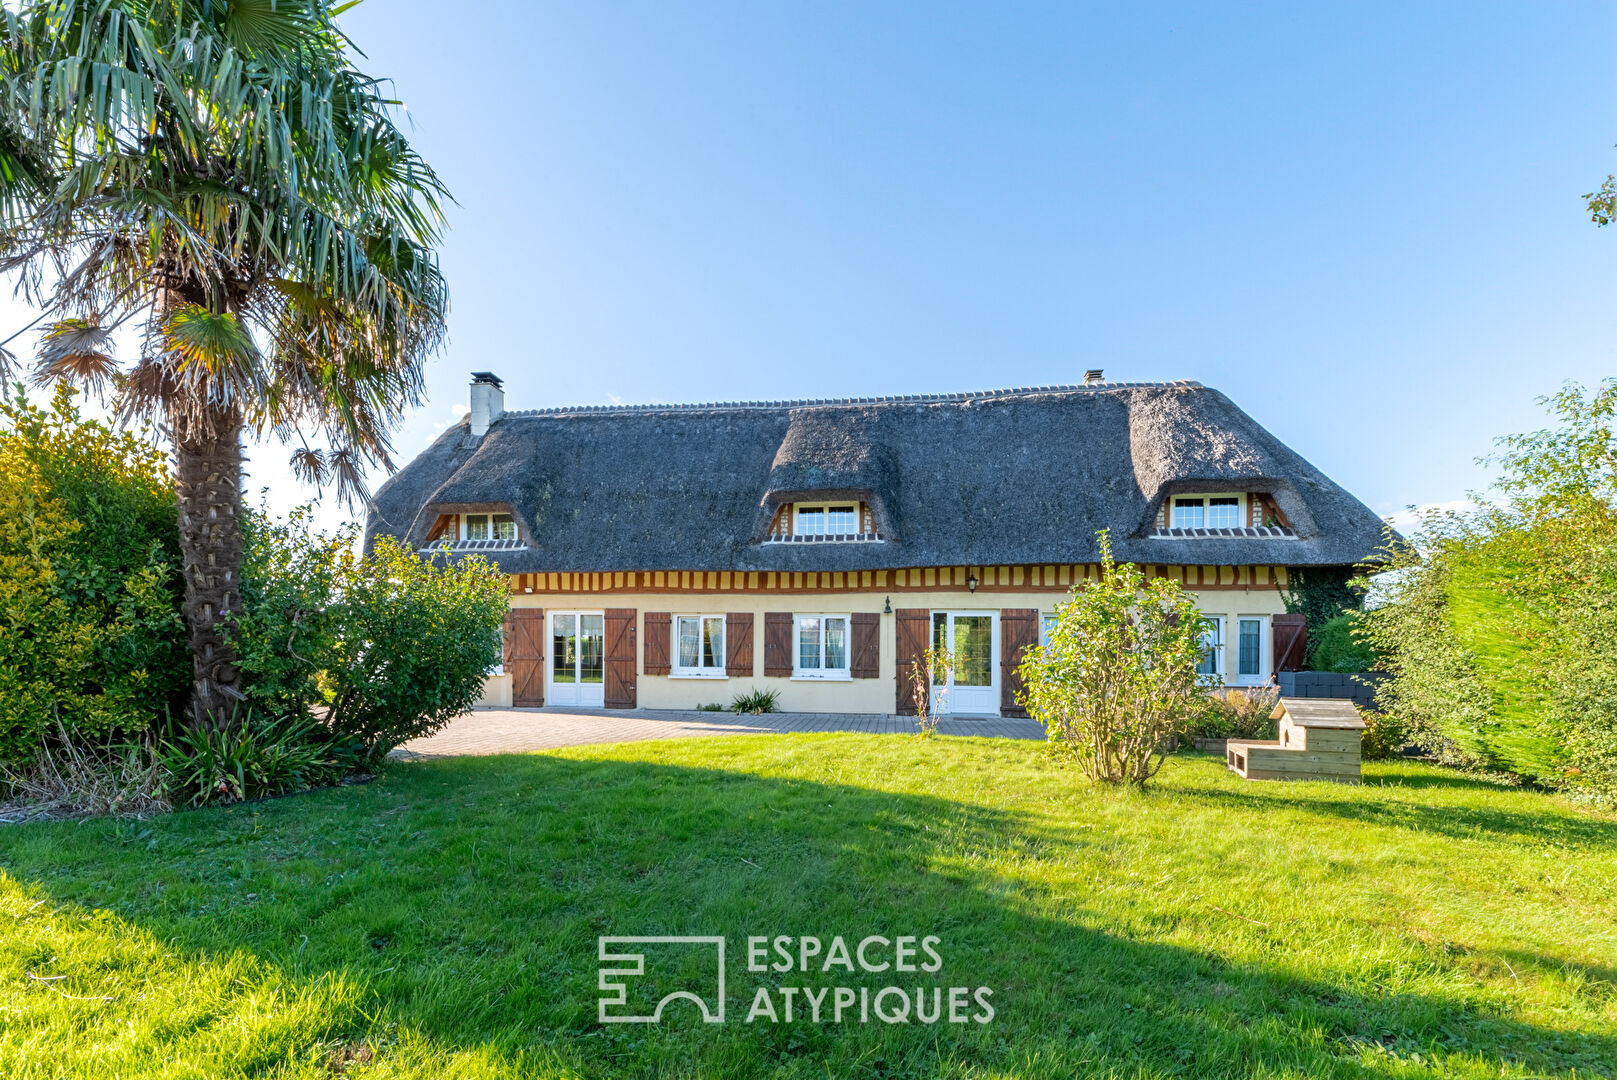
[{"xmin": 365, "ymin": 374, "xmax": 1386, "ymax": 717}]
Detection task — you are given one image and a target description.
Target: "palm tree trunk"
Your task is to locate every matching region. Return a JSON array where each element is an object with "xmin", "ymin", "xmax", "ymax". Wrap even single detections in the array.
[{"xmin": 173, "ymin": 404, "xmax": 246, "ymax": 730}]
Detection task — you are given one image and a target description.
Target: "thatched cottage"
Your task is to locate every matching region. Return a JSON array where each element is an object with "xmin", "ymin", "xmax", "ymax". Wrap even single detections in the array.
[{"xmin": 364, "ymin": 372, "xmax": 1386, "ymax": 717}]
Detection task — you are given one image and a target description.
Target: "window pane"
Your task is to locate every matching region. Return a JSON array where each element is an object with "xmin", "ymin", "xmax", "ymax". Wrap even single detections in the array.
[
  {"xmin": 1238, "ymin": 619, "xmax": 1262, "ymax": 677},
  {"xmin": 798, "ymin": 617, "xmax": 821, "ymax": 670},
  {"xmin": 580, "ymin": 614, "xmax": 604, "ymax": 683},
  {"xmin": 466, "ymin": 514, "xmax": 490, "ymax": 540},
  {"xmin": 552, "ymin": 614, "xmax": 577, "ymax": 683},
  {"xmin": 1196, "ymin": 619, "xmax": 1220, "ymax": 677},
  {"xmin": 677, "ymin": 617, "xmax": 701, "ymax": 669},
  {"xmin": 492, "ymin": 513, "xmax": 516, "ymax": 540},
  {"xmin": 931, "ymin": 612, "xmax": 948, "ymax": 684},
  {"xmin": 1208, "ymin": 498, "xmax": 1240, "ymax": 529},
  {"xmin": 1172, "ymin": 499, "xmax": 1204, "ymax": 529},
  {"xmin": 703, "ymin": 617, "xmax": 725, "ymax": 669},
  {"xmin": 827, "ymin": 506, "xmax": 857, "ymax": 534},
  {"xmin": 1040, "ymin": 614, "xmax": 1057, "ymax": 645},
  {"xmin": 954, "ymin": 616, "xmax": 992, "ymax": 687},
  {"xmin": 798, "ymin": 508, "xmax": 825, "ymax": 536},
  {"xmin": 824, "ymin": 617, "xmax": 847, "ymax": 670}
]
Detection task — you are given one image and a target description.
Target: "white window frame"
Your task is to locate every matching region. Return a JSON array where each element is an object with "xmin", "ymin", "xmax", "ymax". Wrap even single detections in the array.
[
  {"xmin": 794, "ymin": 503, "xmax": 860, "ymax": 537},
  {"xmin": 671, "ymin": 614, "xmax": 728, "ymax": 678},
  {"xmin": 462, "ymin": 512, "xmax": 516, "ymax": 541},
  {"xmin": 1169, "ymin": 493, "xmax": 1246, "ymax": 530},
  {"xmin": 793, "ymin": 613, "xmax": 852, "ymax": 680},
  {"xmin": 1232, "ymin": 615, "xmax": 1270, "ymax": 686},
  {"xmin": 1196, "ymin": 615, "xmax": 1226, "ymax": 683}
]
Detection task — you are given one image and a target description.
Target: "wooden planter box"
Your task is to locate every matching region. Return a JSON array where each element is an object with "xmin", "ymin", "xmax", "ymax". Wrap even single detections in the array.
[
  {"xmin": 1192, "ymin": 737, "xmax": 1227, "ymax": 753},
  {"xmin": 1226, "ymin": 698, "xmax": 1364, "ymax": 785}
]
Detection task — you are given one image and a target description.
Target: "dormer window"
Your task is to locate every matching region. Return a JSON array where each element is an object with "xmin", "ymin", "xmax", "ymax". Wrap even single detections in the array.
[
  {"xmin": 1171, "ymin": 494, "xmax": 1243, "ymax": 530},
  {"xmin": 463, "ymin": 513, "xmax": 516, "ymax": 541},
  {"xmin": 765, "ymin": 500, "xmax": 881, "ymax": 543},
  {"xmin": 797, "ymin": 503, "xmax": 858, "ymax": 536}
]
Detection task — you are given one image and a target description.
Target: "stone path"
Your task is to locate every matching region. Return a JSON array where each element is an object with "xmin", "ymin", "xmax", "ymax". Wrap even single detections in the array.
[{"xmin": 394, "ymin": 707, "xmax": 1045, "ymax": 759}]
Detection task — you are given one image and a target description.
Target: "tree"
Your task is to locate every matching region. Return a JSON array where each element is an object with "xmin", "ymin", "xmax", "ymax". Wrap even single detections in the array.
[
  {"xmin": 1019, "ymin": 532, "xmax": 1210, "ymax": 786},
  {"xmin": 0, "ymin": 0, "xmax": 449, "ymax": 729}
]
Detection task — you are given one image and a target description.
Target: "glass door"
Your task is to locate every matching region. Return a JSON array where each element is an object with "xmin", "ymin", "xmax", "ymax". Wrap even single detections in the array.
[
  {"xmin": 549, "ymin": 611, "xmax": 606, "ymax": 707},
  {"xmin": 930, "ymin": 611, "xmax": 997, "ymax": 715}
]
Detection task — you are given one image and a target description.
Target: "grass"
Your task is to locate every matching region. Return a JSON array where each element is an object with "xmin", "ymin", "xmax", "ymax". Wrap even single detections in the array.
[{"xmin": 1, "ymin": 735, "xmax": 1614, "ymax": 1078}]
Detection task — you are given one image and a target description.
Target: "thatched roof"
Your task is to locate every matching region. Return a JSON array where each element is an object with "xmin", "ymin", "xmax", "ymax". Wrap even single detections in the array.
[{"xmin": 364, "ymin": 380, "xmax": 1390, "ymax": 573}]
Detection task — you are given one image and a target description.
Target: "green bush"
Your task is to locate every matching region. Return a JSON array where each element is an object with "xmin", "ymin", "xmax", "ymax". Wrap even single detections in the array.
[
  {"xmin": 1309, "ymin": 614, "xmax": 1377, "ymax": 673},
  {"xmin": 0, "ymin": 387, "xmax": 187, "ymax": 763},
  {"xmin": 233, "ymin": 514, "xmax": 507, "ymax": 767},
  {"xmin": 159, "ymin": 710, "xmax": 367, "ymax": 807},
  {"xmin": 730, "ymin": 688, "xmax": 781, "ymax": 715},
  {"xmin": 1020, "ymin": 532, "xmax": 1207, "ymax": 786},
  {"xmin": 1359, "ymin": 711, "xmax": 1406, "ymax": 761},
  {"xmin": 1187, "ymin": 688, "xmax": 1279, "ymax": 741},
  {"xmin": 323, "ymin": 539, "xmax": 508, "ymax": 764}
]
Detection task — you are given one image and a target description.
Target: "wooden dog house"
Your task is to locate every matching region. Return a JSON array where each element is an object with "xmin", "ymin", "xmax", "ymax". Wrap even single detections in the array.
[{"xmin": 1225, "ymin": 697, "xmax": 1365, "ymax": 784}]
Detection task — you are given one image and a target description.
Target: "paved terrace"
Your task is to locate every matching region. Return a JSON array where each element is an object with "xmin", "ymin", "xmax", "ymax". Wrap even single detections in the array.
[{"xmin": 395, "ymin": 708, "xmax": 1045, "ymax": 759}]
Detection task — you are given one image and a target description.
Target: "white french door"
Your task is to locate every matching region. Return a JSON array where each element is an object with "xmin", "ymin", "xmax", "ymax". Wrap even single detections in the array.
[
  {"xmin": 549, "ymin": 611, "xmax": 605, "ymax": 707},
  {"xmin": 930, "ymin": 611, "xmax": 998, "ymax": 715}
]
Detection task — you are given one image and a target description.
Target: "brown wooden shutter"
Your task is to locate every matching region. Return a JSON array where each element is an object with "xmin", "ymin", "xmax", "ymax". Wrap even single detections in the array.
[
  {"xmin": 1273, "ymin": 613, "xmax": 1307, "ymax": 673},
  {"xmin": 850, "ymin": 612, "xmax": 880, "ymax": 679},
  {"xmin": 643, "ymin": 612, "xmax": 672, "ymax": 676},
  {"xmin": 726, "ymin": 612, "xmax": 755, "ymax": 677},
  {"xmin": 507, "ymin": 608, "xmax": 545, "ymax": 707},
  {"xmin": 763, "ymin": 611, "xmax": 794, "ymax": 677},
  {"xmin": 999, "ymin": 608, "xmax": 1038, "ymax": 718},
  {"xmin": 604, "ymin": 608, "xmax": 638, "ymax": 708},
  {"xmin": 894, "ymin": 608, "xmax": 930, "ymax": 716}
]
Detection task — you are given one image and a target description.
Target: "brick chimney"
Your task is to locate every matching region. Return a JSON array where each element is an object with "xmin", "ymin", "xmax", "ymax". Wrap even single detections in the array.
[{"xmin": 469, "ymin": 372, "xmax": 504, "ymax": 436}]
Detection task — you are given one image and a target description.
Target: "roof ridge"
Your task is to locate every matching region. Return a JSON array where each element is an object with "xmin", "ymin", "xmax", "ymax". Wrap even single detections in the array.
[{"xmin": 500, "ymin": 379, "xmax": 1204, "ymax": 418}]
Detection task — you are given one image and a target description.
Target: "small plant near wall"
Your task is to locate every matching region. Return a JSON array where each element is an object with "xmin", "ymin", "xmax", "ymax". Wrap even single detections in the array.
[
  {"xmin": 730, "ymin": 689, "xmax": 781, "ymax": 715},
  {"xmin": 1019, "ymin": 531, "xmax": 1210, "ymax": 785},
  {"xmin": 908, "ymin": 647, "xmax": 954, "ymax": 737}
]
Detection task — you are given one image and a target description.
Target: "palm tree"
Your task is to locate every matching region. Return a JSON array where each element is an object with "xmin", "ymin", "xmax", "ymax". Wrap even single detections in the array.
[{"xmin": 0, "ymin": 0, "xmax": 450, "ymax": 729}]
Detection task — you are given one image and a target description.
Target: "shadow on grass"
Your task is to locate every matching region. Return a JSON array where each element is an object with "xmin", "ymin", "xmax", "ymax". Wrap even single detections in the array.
[
  {"xmin": 1157, "ymin": 772, "xmax": 1617, "ymax": 850},
  {"xmin": 1, "ymin": 747, "xmax": 1614, "ymax": 1079}
]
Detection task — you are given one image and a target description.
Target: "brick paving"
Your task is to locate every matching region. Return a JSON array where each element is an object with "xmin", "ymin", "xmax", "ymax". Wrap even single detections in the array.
[{"xmin": 394, "ymin": 707, "xmax": 1045, "ymax": 759}]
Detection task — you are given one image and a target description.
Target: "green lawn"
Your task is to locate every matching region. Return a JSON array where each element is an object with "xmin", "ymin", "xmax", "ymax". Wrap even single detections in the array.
[{"xmin": 1, "ymin": 735, "xmax": 1614, "ymax": 1079}]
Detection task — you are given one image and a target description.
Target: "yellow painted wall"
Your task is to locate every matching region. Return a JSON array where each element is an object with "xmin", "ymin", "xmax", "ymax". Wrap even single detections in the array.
[{"xmin": 474, "ymin": 583, "xmax": 1288, "ymax": 713}]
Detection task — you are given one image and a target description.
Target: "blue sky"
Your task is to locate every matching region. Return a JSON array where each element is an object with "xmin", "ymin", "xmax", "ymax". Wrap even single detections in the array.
[{"xmin": 10, "ymin": 3, "xmax": 1617, "ymax": 532}]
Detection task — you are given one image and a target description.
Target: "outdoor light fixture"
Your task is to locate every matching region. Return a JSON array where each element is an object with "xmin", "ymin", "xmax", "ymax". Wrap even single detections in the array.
[
  {"xmin": 884, "ymin": 596, "xmax": 892, "ymax": 614},
  {"xmin": 967, "ymin": 572, "xmax": 978, "ymax": 594}
]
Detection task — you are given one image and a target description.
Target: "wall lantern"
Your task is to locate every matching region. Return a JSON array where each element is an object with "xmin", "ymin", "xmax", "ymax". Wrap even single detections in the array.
[
  {"xmin": 966, "ymin": 572, "xmax": 978, "ymax": 594},
  {"xmin": 883, "ymin": 596, "xmax": 892, "ymax": 614}
]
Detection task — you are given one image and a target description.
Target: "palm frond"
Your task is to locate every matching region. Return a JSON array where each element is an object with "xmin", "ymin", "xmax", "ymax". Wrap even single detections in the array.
[
  {"xmin": 288, "ymin": 445, "xmax": 330, "ymax": 486},
  {"xmin": 32, "ymin": 317, "xmax": 116, "ymax": 392}
]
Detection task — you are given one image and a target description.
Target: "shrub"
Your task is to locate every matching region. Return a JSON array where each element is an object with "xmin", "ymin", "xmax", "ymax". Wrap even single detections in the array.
[
  {"xmin": 159, "ymin": 710, "xmax": 366, "ymax": 807},
  {"xmin": 1309, "ymin": 613, "xmax": 1376, "ymax": 673},
  {"xmin": 1359, "ymin": 711, "xmax": 1406, "ymax": 761},
  {"xmin": 321, "ymin": 539, "xmax": 508, "ymax": 764},
  {"xmin": 1189, "ymin": 688, "xmax": 1279, "ymax": 741},
  {"xmin": 730, "ymin": 688, "xmax": 781, "ymax": 715},
  {"xmin": 695, "ymin": 703, "xmax": 727, "ymax": 713},
  {"xmin": 0, "ymin": 387, "xmax": 187, "ymax": 763},
  {"xmin": 1019, "ymin": 532, "xmax": 1208, "ymax": 785}
]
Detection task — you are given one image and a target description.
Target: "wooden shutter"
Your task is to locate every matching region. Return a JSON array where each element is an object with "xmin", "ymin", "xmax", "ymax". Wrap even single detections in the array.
[
  {"xmin": 999, "ymin": 609, "xmax": 1038, "ymax": 718},
  {"xmin": 604, "ymin": 608, "xmax": 638, "ymax": 708},
  {"xmin": 1273, "ymin": 613, "xmax": 1307, "ymax": 673},
  {"xmin": 894, "ymin": 608, "xmax": 930, "ymax": 716},
  {"xmin": 764, "ymin": 611, "xmax": 793, "ymax": 677},
  {"xmin": 643, "ymin": 612, "xmax": 672, "ymax": 675},
  {"xmin": 726, "ymin": 612, "xmax": 755, "ymax": 677},
  {"xmin": 850, "ymin": 612, "xmax": 880, "ymax": 678},
  {"xmin": 507, "ymin": 608, "xmax": 545, "ymax": 707}
]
